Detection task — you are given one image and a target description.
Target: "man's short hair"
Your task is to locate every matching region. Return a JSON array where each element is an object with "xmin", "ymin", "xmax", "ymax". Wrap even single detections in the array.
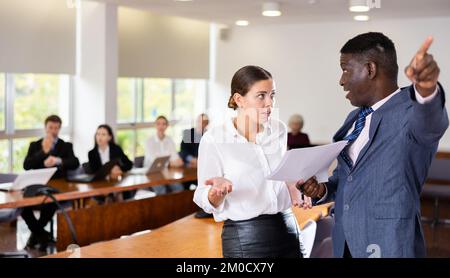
[
  {"xmin": 341, "ymin": 32, "xmax": 398, "ymax": 82},
  {"xmin": 44, "ymin": 115, "xmax": 62, "ymax": 126}
]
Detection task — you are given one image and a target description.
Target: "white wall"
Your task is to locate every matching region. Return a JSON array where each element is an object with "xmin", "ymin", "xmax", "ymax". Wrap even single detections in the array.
[
  {"xmin": 0, "ymin": 0, "xmax": 76, "ymax": 74},
  {"xmin": 211, "ymin": 17, "xmax": 450, "ymax": 150},
  {"xmin": 119, "ymin": 7, "xmax": 210, "ymax": 79}
]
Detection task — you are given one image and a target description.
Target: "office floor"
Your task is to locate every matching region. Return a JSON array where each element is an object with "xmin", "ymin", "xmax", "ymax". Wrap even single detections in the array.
[{"xmin": 1, "ymin": 206, "xmax": 449, "ymax": 258}]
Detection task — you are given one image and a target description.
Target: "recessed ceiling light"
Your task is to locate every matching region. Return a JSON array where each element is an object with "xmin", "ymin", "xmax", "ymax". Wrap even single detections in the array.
[
  {"xmin": 174, "ymin": 0, "xmax": 193, "ymax": 2},
  {"xmin": 235, "ymin": 20, "xmax": 249, "ymax": 26},
  {"xmin": 354, "ymin": 14, "xmax": 370, "ymax": 21},
  {"xmin": 349, "ymin": 0, "xmax": 370, "ymax": 12},
  {"xmin": 262, "ymin": 2, "xmax": 282, "ymax": 17}
]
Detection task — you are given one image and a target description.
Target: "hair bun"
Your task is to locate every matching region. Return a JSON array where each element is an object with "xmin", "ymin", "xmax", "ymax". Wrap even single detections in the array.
[{"xmin": 228, "ymin": 95, "xmax": 238, "ymax": 110}]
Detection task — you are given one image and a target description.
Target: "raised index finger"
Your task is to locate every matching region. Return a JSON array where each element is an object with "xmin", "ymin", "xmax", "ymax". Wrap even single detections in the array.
[{"xmin": 417, "ymin": 36, "xmax": 433, "ymax": 58}]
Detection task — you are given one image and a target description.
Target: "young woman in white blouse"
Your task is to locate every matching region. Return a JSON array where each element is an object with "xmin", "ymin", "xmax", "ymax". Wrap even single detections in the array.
[
  {"xmin": 193, "ymin": 65, "xmax": 309, "ymax": 258},
  {"xmin": 144, "ymin": 115, "xmax": 184, "ymax": 168},
  {"xmin": 144, "ymin": 115, "xmax": 184, "ymax": 194}
]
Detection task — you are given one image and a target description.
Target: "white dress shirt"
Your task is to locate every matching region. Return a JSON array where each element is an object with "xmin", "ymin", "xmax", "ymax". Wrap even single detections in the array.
[
  {"xmin": 193, "ymin": 117, "xmax": 292, "ymax": 222},
  {"xmin": 98, "ymin": 145, "xmax": 110, "ymax": 165},
  {"xmin": 144, "ymin": 135, "xmax": 181, "ymax": 167}
]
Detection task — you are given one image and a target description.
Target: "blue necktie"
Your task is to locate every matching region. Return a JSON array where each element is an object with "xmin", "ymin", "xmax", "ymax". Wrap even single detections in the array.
[{"xmin": 340, "ymin": 107, "xmax": 374, "ymax": 168}]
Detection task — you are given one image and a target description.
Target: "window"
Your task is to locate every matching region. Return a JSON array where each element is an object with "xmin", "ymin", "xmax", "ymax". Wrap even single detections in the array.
[
  {"xmin": 0, "ymin": 140, "xmax": 8, "ymax": 173},
  {"xmin": 14, "ymin": 74, "xmax": 70, "ymax": 130},
  {"xmin": 0, "ymin": 73, "xmax": 5, "ymax": 131},
  {"xmin": 142, "ymin": 79, "xmax": 172, "ymax": 122},
  {"xmin": 117, "ymin": 78, "xmax": 135, "ymax": 124},
  {"xmin": 117, "ymin": 78, "xmax": 207, "ymax": 159},
  {"xmin": 0, "ymin": 73, "xmax": 72, "ymax": 173},
  {"xmin": 12, "ymin": 137, "xmax": 38, "ymax": 173}
]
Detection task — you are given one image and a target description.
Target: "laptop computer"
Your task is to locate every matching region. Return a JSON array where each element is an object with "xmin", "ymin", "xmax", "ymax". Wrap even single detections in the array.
[
  {"xmin": 129, "ymin": 155, "xmax": 171, "ymax": 175},
  {"xmin": 66, "ymin": 160, "xmax": 118, "ymax": 183},
  {"xmin": 0, "ymin": 167, "xmax": 57, "ymax": 192}
]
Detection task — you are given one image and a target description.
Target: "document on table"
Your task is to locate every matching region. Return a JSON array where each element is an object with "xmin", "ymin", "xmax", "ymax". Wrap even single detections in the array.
[{"xmin": 267, "ymin": 141, "xmax": 348, "ymax": 183}]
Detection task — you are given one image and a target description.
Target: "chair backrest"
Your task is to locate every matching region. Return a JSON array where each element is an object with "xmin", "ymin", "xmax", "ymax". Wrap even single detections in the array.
[
  {"xmin": 427, "ymin": 157, "xmax": 450, "ymax": 182},
  {"xmin": 134, "ymin": 156, "xmax": 144, "ymax": 168},
  {"xmin": 300, "ymin": 219, "xmax": 317, "ymax": 258},
  {"xmin": 314, "ymin": 216, "xmax": 334, "ymax": 244},
  {"xmin": 0, "ymin": 208, "xmax": 20, "ymax": 223},
  {"xmin": 310, "ymin": 216, "xmax": 334, "ymax": 258},
  {"xmin": 0, "ymin": 173, "xmax": 17, "ymax": 183}
]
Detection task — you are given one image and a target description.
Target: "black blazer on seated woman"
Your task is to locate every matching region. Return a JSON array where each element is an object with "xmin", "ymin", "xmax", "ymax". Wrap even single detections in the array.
[{"xmin": 87, "ymin": 143, "xmax": 133, "ymax": 174}]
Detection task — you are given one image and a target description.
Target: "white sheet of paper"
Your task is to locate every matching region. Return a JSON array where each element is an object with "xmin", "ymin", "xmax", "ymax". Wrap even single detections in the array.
[
  {"xmin": 11, "ymin": 167, "xmax": 57, "ymax": 191},
  {"xmin": 267, "ymin": 141, "xmax": 348, "ymax": 183}
]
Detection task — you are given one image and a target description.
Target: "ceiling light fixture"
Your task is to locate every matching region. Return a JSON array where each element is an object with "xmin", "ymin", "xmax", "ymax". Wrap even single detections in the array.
[
  {"xmin": 235, "ymin": 20, "xmax": 249, "ymax": 26},
  {"xmin": 354, "ymin": 14, "xmax": 370, "ymax": 21},
  {"xmin": 262, "ymin": 2, "xmax": 282, "ymax": 17},
  {"xmin": 349, "ymin": 0, "xmax": 370, "ymax": 12}
]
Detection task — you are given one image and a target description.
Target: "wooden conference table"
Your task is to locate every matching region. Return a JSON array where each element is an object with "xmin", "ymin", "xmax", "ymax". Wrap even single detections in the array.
[
  {"xmin": 0, "ymin": 167, "xmax": 197, "ymax": 209},
  {"xmin": 0, "ymin": 167, "xmax": 199, "ymax": 250},
  {"xmin": 46, "ymin": 202, "xmax": 334, "ymax": 258}
]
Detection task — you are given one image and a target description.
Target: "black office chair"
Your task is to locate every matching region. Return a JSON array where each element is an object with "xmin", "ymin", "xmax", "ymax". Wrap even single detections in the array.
[
  {"xmin": 310, "ymin": 216, "xmax": 334, "ymax": 258},
  {"xmin": 421, "ymin": 158, "xmax": 450, "ymax": 227},
  {"xmin": 134, "ymin": 156, "xmax": 145, "ymax": 168}
]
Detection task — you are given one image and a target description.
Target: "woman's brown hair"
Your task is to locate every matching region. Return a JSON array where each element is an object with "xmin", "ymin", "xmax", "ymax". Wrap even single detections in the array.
[{"xmin": 228, "ymin": 65, "xmax": 272, "ymax": 110}]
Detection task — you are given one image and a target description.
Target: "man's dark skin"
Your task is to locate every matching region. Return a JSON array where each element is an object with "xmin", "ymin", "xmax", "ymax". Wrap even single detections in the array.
[{"xmin": 298, "ymin": 36, "xmax": 440, "ymax": 197}]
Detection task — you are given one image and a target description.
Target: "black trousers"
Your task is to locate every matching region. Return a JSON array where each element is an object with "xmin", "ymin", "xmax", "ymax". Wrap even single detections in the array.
[
  {"xmin": 21, "ymin": 204, "xmax": 57, "ymax": 235},
  {"xmin": 221, "ymin": 209, "xmax": 303, "ymax": 258}
]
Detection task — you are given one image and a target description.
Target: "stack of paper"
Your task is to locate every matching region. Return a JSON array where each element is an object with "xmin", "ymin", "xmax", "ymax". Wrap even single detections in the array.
[{"xmin": 267, "ymin": 141, "xmax": 348, "ymax": 183}]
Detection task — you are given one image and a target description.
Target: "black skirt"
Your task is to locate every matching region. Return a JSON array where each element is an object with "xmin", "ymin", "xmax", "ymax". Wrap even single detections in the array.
[{"xmin": 221, "ymin": 209, "xmax": 303, "ymax": 258}]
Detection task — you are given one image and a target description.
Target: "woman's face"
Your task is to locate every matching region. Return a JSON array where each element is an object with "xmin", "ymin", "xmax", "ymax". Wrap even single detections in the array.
[
  {"xmin": 156, "ymin": 118, "xmax": 168, "ymax": 134},
  {"xmin": 236, "ymin": 79, "xmax": 275, "ymax": 124},
  {"xmin": 289, "ymin": 121, "xmax": 302, "ymax": 133},
  {"xmin": 96, "ymin": 127, "xmax": 112, "ymax": 147}
]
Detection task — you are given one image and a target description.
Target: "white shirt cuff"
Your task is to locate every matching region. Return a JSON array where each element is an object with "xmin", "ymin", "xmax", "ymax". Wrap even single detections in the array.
[
  {"xmin": 55, "ymin": 157, "xmax": 62, "ymax": 166},
  {"xmin": 316, "ymin": 184, "xmax": 328, "ymax": 204},
  {"xmin": 201, "ymin": 185, "xmax": 225, "ymax": 213},
  {"xmin": 414, "ymin": 85, "xmax": 439, "ymax": 104}
]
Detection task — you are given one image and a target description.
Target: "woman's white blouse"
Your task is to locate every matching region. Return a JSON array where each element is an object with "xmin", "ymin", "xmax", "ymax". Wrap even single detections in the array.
[
  {"xmin": 193, "ymin": 118, "xmax": 292, "ymax": 222},
  {"xmin": 144, "ymin": 135, "xmax": 180, "ymax": 168}
]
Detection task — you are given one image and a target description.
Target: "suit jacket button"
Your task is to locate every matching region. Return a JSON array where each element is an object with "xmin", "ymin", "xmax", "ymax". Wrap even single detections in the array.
[
  {"xmin": 344, "ymin": 204, "xmax": 350, "ymax": 211},
  {"xmin": 347, "ymin": 175, "xmax": 352, "ymax": 182}
]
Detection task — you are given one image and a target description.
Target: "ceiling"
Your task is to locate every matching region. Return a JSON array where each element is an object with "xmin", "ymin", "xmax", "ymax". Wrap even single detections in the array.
[{"xmin": 94, "ymin": 0, "xmax": 450, "ymax": 26}]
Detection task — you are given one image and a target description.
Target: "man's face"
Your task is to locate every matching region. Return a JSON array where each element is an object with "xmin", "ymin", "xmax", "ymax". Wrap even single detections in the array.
[
  {"xmin": 45, "ymin": 121, "xmax": 61, "ymax": 139},
  {"xmin": 339, "ymin": 53, "xmax": 373, "ymax": 107}
]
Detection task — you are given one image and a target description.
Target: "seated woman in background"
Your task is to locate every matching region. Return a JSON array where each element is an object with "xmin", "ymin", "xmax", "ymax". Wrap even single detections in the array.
[
  {"xmin": 287, "ymin": 114, "xmax": 310, "ymax": 149},
  {"xmin": 88, "ymin": 124, "xmax": 133, "ymax": 178},
  {"xmin": 144, "ymin": 115, "xmax": 184, "ymax": 194},
  {"xmin": 144, "ymin": 115, "xmax": 184, "ymax": 168}
]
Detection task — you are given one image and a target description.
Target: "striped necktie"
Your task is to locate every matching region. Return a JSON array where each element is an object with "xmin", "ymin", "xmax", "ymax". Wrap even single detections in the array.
[{"xmin": 340, "ymin": 107, "xmax": 374, "ymax": 168}]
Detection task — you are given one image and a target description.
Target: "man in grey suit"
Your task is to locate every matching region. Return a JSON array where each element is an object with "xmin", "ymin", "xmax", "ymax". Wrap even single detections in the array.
[{"xmin": 298, "ymin": 32, "xmax": 448, "ymax": 258}]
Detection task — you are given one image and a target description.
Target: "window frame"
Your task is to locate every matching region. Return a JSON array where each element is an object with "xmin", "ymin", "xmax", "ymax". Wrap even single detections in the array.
[
  {"xmin": 0, "ymin": 73, "xmax": 74, "ymax": 172},
  {"xmin": 116, "ymin": 78, "xmax": 208, "ymax": 158}
]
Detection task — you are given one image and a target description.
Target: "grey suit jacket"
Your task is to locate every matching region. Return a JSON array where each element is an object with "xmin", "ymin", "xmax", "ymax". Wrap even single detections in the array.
[{"xmin": 323, "ymin": 84, "xmax": 448, "ymax": 258}]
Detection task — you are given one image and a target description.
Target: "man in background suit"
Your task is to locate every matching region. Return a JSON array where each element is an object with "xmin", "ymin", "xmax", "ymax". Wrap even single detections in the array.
[
  {"xmin": 298, "ymin": 32, "xmax": 448, "ymax": 257},
  {"xmin": 180, "ymin": 113, "xmax": 211, "ymax": 218},
  {"xmin": 180, "ymin": 113, "xmax": 209, "ymax": 167},
  {"xmin": 22, "ymin": 115, "xmax": 80, "ymax": 250}
]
